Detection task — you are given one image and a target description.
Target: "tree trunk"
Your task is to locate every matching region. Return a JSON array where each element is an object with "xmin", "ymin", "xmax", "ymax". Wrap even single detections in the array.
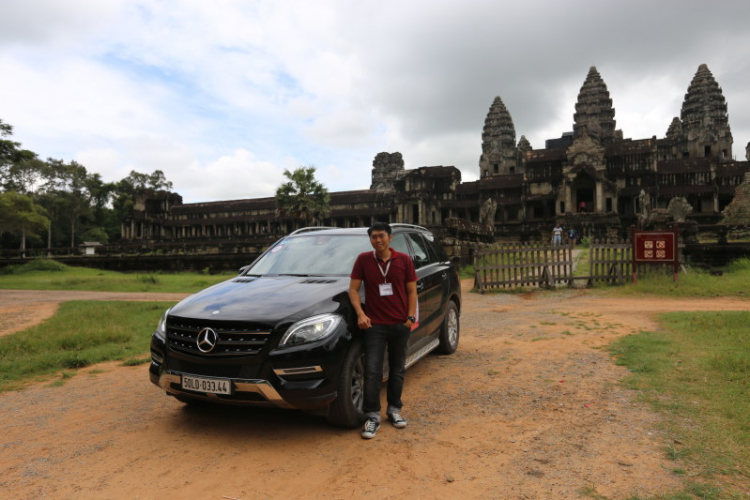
[
  {"xmin": 47, "ymin": 222, "xmax": 52, "ymax": 257},
  {"xmin": 20, "ymin": 227, "xmax": 26, "ymax": 258}
]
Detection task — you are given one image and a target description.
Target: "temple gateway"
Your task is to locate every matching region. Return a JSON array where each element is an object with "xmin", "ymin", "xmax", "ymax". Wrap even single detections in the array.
[{"xmin": 123, "ymin": 64, "xmax": 750, "ymax": 250}]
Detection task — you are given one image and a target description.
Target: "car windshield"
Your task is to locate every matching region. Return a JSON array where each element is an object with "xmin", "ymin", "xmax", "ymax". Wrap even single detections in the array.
[{"xmin": 246, "ymin": 233, "xmax": 374, "ymax": 276}]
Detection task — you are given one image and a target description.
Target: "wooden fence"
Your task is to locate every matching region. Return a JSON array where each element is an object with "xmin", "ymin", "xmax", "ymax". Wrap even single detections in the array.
[{"xmin": 474, "ymin": 239, "xmax": 632, "ymax": 292}]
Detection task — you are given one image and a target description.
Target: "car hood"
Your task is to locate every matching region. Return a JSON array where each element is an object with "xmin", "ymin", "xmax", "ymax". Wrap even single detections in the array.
[{"xmin": 168, "ymin": 275, "xmax": 349, "ymax": 324}]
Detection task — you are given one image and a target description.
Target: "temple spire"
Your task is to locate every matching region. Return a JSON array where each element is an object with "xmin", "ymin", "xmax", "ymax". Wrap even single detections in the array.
[
  {"xmin": 573, "ymin": 66, "xmax": 618, "ymax": 143},
  {"xmin": 679, "ymin": 63, "xmax": 732, "ymax": 159},
  {"xmin": 479, "ymin": 97, "xmax": 519, "ymax": 177}
]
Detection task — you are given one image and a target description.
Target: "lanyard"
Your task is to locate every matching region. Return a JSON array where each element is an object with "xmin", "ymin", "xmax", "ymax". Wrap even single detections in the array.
[{"xmin": 373, "ymin": 251, "xmax": 391, "ymax": 283}]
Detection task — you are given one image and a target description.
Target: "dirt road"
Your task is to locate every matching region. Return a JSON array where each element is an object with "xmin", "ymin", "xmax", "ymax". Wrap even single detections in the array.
[{"xmin": 1, "ymin": 285, "xmax": 748, "ymax": 499}]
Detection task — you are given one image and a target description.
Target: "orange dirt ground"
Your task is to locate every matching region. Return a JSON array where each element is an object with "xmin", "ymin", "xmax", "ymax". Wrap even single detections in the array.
[{"xmin": 1, "ymin": 284, "xmax": 748, "ymax": 499}]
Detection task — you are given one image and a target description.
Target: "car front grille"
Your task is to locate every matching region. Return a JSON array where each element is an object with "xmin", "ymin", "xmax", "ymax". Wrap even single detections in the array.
[{"xmin": 166, "ymin": 316, "xmax": 273, "ymax": 357}]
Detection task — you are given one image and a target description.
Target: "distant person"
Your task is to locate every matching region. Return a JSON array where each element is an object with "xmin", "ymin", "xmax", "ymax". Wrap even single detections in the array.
[
  {"xmin": 578, "ymin": 201, "xmax": 586, "ymax": 213},
  {"xmin": 568, "ymin": 227, "xmax": 578, "ymax": 246},
  {"xmin": 551, "ymin": 223, "xmax": 563, "ymax": 247}
]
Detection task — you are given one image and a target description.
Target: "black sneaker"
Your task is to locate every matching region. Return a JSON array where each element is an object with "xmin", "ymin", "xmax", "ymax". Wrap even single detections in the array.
[
  {"xmin": 388, "ymin": 411, "xmax": 407, "ymax": 429},
  {"xmin": 361, "ymin": 419, "xmax": 380, "ymax": 439}
]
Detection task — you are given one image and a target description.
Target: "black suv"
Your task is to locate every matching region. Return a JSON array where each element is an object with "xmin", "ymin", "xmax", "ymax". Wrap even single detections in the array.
[{"xmin": 149, "ymin": 224, "xmax": 461, "ymax": 427}]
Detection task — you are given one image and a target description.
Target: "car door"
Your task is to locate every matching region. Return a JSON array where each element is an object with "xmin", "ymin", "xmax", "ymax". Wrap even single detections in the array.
[{"xmin": 403, "ymin": 231, "xmax": 444, "ymax": 348}]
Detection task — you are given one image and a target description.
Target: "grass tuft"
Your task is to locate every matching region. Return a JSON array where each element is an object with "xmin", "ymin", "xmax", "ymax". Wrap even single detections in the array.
[
  {"xmin": 609, "ymin": 311, "xmax": 750, "ymax": 498},
  {"xmin": 0, "ymin": 265, "xmax": 235, "ymax": 293},
  {"xmin": 0, "ymin": 301, "xmax": 173, "ymax": 392}
]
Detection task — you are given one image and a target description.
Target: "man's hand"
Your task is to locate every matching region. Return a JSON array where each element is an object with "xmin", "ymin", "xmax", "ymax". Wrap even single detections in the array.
[{"xmin": 357, "ymin": 312, "xmax": 372, "ymax": 330}]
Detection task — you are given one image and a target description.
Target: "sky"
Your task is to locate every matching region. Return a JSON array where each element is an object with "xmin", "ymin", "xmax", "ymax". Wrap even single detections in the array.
[{"xmin": 2, "ymin": 0, "xmax": 750, "ymax": 203}]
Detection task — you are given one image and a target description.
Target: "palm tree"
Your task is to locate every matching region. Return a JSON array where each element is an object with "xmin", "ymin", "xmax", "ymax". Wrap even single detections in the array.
[{"xmin": 275, "ymin": 166, "xmax": 330, "ymax": 228}]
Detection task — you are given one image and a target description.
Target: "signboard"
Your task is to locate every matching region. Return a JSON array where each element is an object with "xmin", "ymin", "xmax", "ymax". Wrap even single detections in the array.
[
  {"xmin": 633, "ymin": 231, "xmax": 676, "ymax": 262},
  {"xmin": 630, "ymin": 226, "xmax": 680, "ymax": 283}
]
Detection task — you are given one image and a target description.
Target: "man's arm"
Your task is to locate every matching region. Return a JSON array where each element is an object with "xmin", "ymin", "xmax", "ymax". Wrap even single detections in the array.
[
  {"xmin": 348, "ymin": 278, "xmax": 371, "ymax": 329},
  {"xmin": 405, "ymin": 280, "xmax": 417, "ymax": 327}
]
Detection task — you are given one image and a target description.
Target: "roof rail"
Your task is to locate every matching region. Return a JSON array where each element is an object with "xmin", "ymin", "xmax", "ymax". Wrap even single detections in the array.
[
  {"xmin": 390, "ymin": 223, "xmax": 429, "ymax": 231},
  {"xmin": 289, "ymin": 226, "xmax": 338, "ymax": 236}
]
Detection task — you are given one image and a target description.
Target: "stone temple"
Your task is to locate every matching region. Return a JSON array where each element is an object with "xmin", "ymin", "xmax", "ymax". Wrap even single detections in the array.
[{"xmin": 123, "ymin": 64, "xmax": 750, "ymax": 249}]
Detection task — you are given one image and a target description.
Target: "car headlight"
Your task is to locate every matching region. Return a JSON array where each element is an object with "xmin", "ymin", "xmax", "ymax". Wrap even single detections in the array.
[
  {"xmin": 154, "ymin": 308, "xmax": 170, "ymax": 341},
  {"xmin": 278, "ymin": 313, "xmax": 343, "ymax": 348}
]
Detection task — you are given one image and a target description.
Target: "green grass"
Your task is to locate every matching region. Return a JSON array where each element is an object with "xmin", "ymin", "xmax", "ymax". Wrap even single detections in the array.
[
  {"xmin": 0, "ymin": 301, "xmax": 173, "ymax": 392},
  {"xmin": 609, "ymin": 311, "xmax": 750, "ymax": 498},
  {"xmin": 601, "ymin": 262, "xmax": 750, "ymax": 298},
  {"xmin": 0, "ymin": 260, "xmax": 235, "ymax": 293}
]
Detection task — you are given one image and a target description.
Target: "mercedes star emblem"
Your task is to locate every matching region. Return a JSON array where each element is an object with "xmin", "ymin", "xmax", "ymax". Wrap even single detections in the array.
[{"xmin": 196, "ymin": 327, "xmax": 218, "ymax": 353}]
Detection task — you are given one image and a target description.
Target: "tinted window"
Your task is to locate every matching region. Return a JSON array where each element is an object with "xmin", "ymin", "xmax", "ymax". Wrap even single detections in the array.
[
  {"xmin": 390, "ymin": 233, "xmax": 410, "ymax": 256},
  {"xmin": 426, "ymin": 237, "xmax": 448, "ymax": 263},
  {"xmin": 248, "ymin": 234, "xmax": 372, "ymax": 276},
  {"xmin": 406, "ymin": 233, "xmax": 432, "ymax": 268}
]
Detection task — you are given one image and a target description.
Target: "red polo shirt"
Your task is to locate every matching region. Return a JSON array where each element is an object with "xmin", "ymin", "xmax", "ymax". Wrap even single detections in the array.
[{"xmin": 350, "ymin": 248, "xmax": 417, "ymax": 325}]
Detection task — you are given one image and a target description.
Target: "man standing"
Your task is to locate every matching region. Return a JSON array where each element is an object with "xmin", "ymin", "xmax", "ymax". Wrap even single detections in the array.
[
  {"xmin": 349, "ymin": 222, "xmax": 418, "ymax": 439},
  {"xmin": 552, "ymin": 223, "xmax": 564, "ymax": 247}
]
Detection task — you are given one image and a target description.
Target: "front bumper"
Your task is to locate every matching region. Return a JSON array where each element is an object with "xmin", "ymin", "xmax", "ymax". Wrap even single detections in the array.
[{"xmin": 151, "ymin": 368, "xmax": 297, "ymax": 408}]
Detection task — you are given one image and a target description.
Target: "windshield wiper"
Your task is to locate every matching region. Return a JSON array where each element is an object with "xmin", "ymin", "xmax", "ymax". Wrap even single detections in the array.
[{"xmin": 278, "ymin": 273, "xmax": 313, "ymax": 277}]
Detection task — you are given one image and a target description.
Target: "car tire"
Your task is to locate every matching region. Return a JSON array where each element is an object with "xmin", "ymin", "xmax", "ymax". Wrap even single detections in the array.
[
  {"xmin": 326, "ymin": 338, "xmax": 366, "ymax": 428},
  {"xmin": 437, "ymin": 301, "xmax": 459, "ymax": 354}
]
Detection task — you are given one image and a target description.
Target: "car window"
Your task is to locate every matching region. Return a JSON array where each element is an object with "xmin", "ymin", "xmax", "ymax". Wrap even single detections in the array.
[
  {"xmin": 248, "ymin": 234, "xmax": 372, "ymax": 276},
  {"xmin": 426, "ymin": 237, "xmax": 447, "ymax": 263},
  {"xmin": 405, "ymin": 232, "xmax": 432, "ymax": 269},
  {"xmin": 390, "ymin": 233, "xmax": 410, "ymax": 256}
]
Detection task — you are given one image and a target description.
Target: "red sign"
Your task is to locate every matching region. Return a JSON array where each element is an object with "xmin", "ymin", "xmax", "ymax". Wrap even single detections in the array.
[{"xmin": 633, "ymin": 232, "xmax": 676, "ymax": 262}]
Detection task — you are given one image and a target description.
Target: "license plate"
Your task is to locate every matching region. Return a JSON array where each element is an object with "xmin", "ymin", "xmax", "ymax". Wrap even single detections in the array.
[{"xmin": 181, "ymin": 375, "xmax": 232, "ymax": 395}]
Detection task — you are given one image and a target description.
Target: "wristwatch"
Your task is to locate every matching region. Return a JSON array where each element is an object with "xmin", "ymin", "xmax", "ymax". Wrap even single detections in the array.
[{"xmin": 407, "ymin": 316, "xmax": 416, "ymax": 323}]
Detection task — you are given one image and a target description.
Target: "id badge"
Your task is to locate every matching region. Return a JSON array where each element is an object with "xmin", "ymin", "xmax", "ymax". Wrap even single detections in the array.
[{"xmin": 379, "ymin": 283, "xmax": 394, "ymax": 296}]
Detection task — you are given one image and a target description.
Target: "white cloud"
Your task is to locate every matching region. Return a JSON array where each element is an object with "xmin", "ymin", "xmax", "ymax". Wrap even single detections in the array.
[
  {"xmin": 172, "ymin": 149, "xmax": 286, "ymax": 202},
  {"xmin": 2, "ymin": 0, "xmax": 750, "ymax": 204}
]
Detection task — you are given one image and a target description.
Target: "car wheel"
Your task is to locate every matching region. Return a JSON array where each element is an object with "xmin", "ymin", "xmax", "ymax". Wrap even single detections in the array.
[
  {"xmin": 437, "ymin": 301, "xmax": 459, "ymax": 354},
  {"xmin": 326, "ymin": 338, "xmax": 366, "ymax": 428}
]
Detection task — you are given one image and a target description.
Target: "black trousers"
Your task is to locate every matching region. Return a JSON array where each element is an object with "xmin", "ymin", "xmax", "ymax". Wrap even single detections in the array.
[{"xmin": 362, "ymin": 323, "xmax": 411, "ymax": 422}]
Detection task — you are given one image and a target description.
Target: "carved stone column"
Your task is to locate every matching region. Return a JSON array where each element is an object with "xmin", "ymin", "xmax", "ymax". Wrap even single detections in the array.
[{"xmin": 596, "ymin": 181, "xmax": 603, "ymax": 212}]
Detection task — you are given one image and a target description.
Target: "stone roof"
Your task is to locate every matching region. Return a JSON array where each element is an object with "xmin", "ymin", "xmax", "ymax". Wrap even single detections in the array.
[
  {"xmin": 657, "ymin": 158, "xmax": 712, "ymax": 173},
  {"xmin": 606, "ymin": 138, "xmax": 655, "ymax": 155},
  {"xmin": 525, "ymin": 147, "xmax": 567, "ymax": 163},
  {"xmin": 478, "ymin": 173, "xmax": 525, "ymax": 189},
  {"xmin": 408, "ymin": 166, "xmax": 460, "ymax": 178}
]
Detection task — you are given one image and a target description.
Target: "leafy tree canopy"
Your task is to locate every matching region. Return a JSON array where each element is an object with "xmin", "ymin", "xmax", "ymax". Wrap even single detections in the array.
[
  {"xmin": 275, "ymin": 166, "xmax": 330, "ymax": 226},
  {"xmin": 0, "ymin": 191, "xmax": 49, "ymax": 238}
]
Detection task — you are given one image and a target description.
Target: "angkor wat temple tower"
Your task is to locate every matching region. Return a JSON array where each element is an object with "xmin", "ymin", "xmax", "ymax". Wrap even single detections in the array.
[
  {"xmin": 671, "ymin": 63, "xmax": 733, "ymax": 160},
  {"xmin": 573, "ymin": 66, "xmax": 622, "ymax": 143},
  {"xmin": 478, "ymin": 97, "xmax": 520, "ymax": 178}
]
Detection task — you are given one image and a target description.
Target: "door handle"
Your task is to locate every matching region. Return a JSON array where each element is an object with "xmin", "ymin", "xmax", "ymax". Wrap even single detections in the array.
[{"xmin": 416, "ymin": 281, "xmax": 425, "ymax": 291}]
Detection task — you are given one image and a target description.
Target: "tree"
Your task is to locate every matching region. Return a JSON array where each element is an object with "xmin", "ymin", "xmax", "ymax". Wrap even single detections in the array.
[
  {"xmin": 0, "ymin": 191, "xmax": 49, "ymax": 252},
  {"xmin": 275, "ymin": 166, "xmax": 330, "ymax": 227}
]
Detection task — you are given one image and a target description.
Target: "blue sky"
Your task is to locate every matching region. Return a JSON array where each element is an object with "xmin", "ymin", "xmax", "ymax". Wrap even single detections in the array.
[{"xmin": 2, "ymin": 0, "xmax": 750, "ymax": 203}]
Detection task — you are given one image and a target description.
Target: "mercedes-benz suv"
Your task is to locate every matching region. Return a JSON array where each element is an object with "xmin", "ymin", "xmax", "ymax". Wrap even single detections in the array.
[{"xmin": 149, "ymin": 224, "xmax": 461, "ymax": 427}]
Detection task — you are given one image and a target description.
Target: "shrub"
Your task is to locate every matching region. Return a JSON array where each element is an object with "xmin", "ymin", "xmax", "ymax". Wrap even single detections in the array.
[{"xmin": 0, "ymin": 259, "xmax": 68, "ymax": 275}]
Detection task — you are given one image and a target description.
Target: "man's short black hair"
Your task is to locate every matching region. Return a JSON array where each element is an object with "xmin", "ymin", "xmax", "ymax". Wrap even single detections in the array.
[{"xmin": 368, "ymin": 221, "xmax": 392, "ymax": 236}]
